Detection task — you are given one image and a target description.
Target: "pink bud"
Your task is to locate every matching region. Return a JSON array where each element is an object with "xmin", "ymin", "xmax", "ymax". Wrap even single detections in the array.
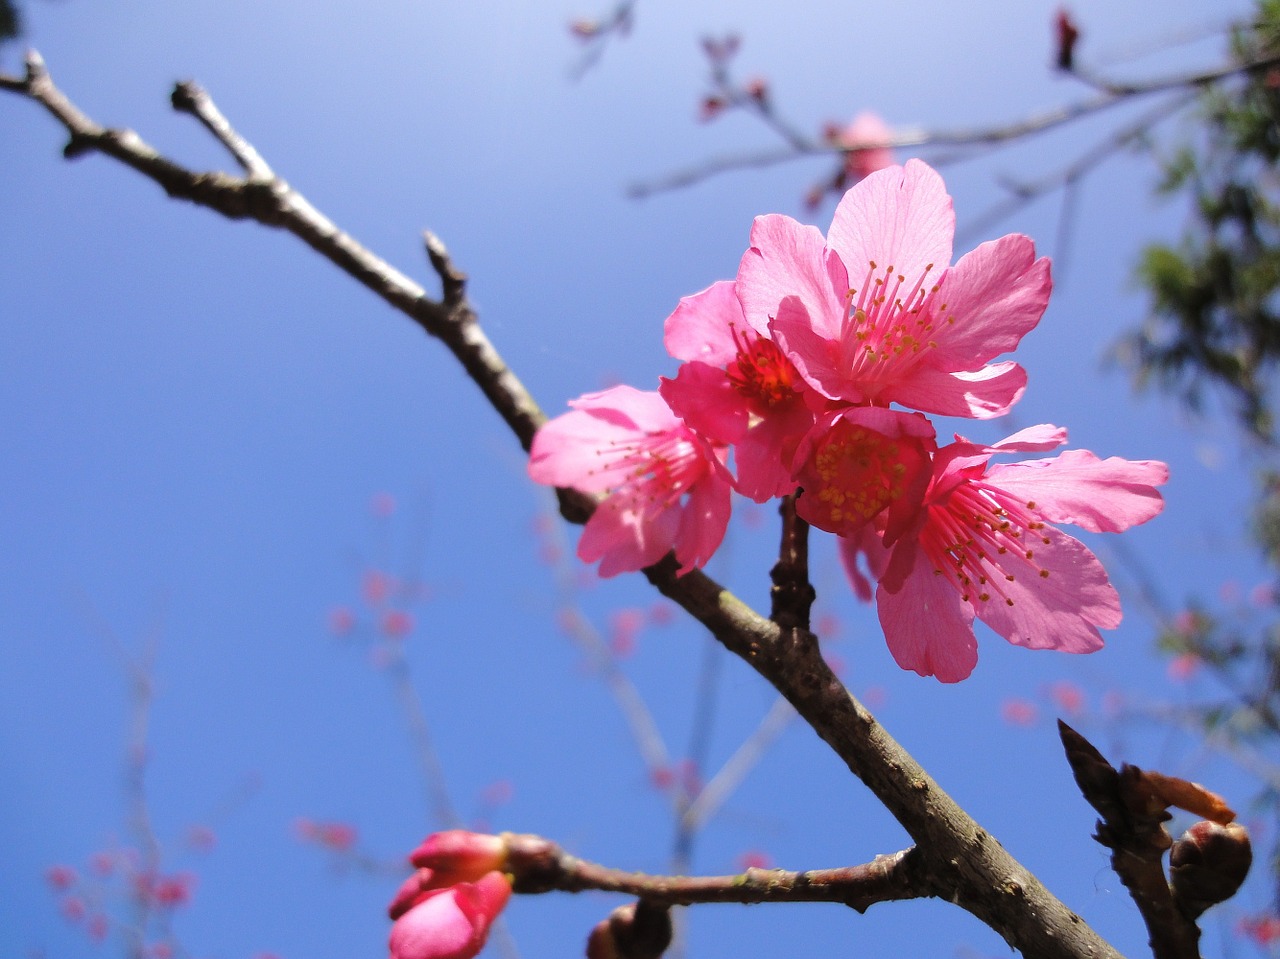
[
  {"xmin": 388, "ymin": 872, "xmax": 511, "ymax": 959},
  {"xmin": 408, "ymin": 832, "xmax": 507, "ymax": 884}
]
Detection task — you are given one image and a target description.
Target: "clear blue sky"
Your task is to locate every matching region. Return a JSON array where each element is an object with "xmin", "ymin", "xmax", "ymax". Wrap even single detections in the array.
[{"xmin": 2, "ymin": 1, "xmax": 1270, "ymax": 957}]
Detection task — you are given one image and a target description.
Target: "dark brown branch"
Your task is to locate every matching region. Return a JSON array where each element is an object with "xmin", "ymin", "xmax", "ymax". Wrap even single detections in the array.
[
  {"xmin": 505, "ymin": 833, "xmax": 927, "ymax": 912},
  {"xmin": 3, "ymin": 58, "xmax": 1125, "ymax": 959},
  {"xmin": 769, "ymin": 492, "xmax": 815, "ymax": 632},
  {"xmin": 1058, "ymin": 722, "xmax": 1203, "ymax": 959}
]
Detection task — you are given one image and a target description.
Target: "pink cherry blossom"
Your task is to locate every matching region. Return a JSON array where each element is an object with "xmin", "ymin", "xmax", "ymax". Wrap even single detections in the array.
[
  {"xmin": 836, "ymin": 112, "xmax": 895, "ymax": 182},
  {"xmin": 659, "ymin": 281, "xmax": 817, "ymax": 501},
  {"xmin": 388, "ymin": 872, "xmax": 511, "ymax": 959},
  {"xmin": 843, "ymin": 425, "xmax": 1168, "ymax": 682},
  {"xmin": 529, "ymin": 386, "xmax": 732, "ymax": 576},
  {"xmin": 738, "ymin": 159, "xmax": 1050, "ymax": 420},
  {"xmin": 791, "ymin": 407, "xmax": 936, "ymax": 540}
]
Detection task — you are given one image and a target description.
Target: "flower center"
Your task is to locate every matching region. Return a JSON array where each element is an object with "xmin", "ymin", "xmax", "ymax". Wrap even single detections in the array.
[
  {"xmin": 841, "ymin": 260, "xmax": 949, "ymax": 383},
  {"xmin": 806, "ymin": 422, "xmax": 910, "ymax": 530},
  {"xmin": 924, "ymin": 482, "xmax": 1053, "ymax": 607},
  {"xmin": 725, "ymin": 328, "xmax": 799, "ymax": 408}
]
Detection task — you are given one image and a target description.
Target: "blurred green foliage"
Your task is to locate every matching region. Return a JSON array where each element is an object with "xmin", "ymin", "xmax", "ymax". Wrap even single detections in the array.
[{"xmin": 1124, "ymin": 0, "xmax": 1280, "ymax": 441}]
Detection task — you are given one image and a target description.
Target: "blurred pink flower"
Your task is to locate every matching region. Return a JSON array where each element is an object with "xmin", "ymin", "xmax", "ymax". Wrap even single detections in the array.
[
  {"xmin": 1001, "ymin": 699, "xmax": 1038, "ymax": 726},
  {"xmin": 87, "ymin": 914, "xmax": 109, "ymax": 942},
  {"xmin": 737, "ymin": 850, "xmax": 772, "ymax": 870},
  {"xmin": 529, "ymin": 386, "xmax": 732, "ymax": 576},
  {"xmin": 380, "ymin": 609, "xmax": 414, "ymax": 639},
  {"xmin": 186, "ymin": 825, "xmax": 217, "ymax": 853},
  {"xmin": 296, "ymin": 818, "xmax": 357, "ymax": 852},
  {"xmin": 836, "ymin": 112, "xmax": 895, "ymax": 181},
  {"xmin": 362, "ymin": 570, "xmax": 394, "ymax": 606},
  {"xmin": 1239, "ymin": 911, "xmax": 1280, "ymax": 945},
  {"xmin": 388, "ymin": 872, "xmax": 511, "ymax": 959},
  {"xmin": 328, "ymin": 606, "xmax": 357, "ymax": 636},
  {"xmin": 45, "ymin": 864, "xmax": 78, "ymax": 891},
  {"xmin": 370, "ymin": 492, "xmax": 397, "ymax": 517},
  {"xmin": 608, "ymin": 608, "xmax": 646, "ymax": 657},
  {"xmin": 60, "ymin": 896, "xmax": 86, "ymax": 922},
  {"xmin": 1167, "ymin": 652, "xmax": 1201, "ymax": 683},
  {"xmin": 1047, "ymin": 680, "xmax": 1085, "ymax": 716},
  {"xmin": 740, "ymin": 159, "xmax": 1050, "ymax": 420},
  {"xmin": 845, "ymin": 426, "xmax": 1167, "ymax": 682}
]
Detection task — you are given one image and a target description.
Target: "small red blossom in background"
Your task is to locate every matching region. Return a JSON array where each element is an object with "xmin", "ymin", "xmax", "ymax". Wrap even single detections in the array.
[
  {"xmin": 1047, "ymin": 680, "xmax": 1085, "ymax": 716},
  {"xmin": 1168, "ymin": 652, "xmax": 1202, "ymax": 683},
  {"xmin": 835, "ymin": 111, "xmax": 895, "ymax": 182},
  {"xmin": 569, "ymin": 18, "xmax": 599, "ymax": 40},
  {"xmin": 700, "ymin": 33, "xmax": 740, "ymax": 66},
  {"xmin": 1240, "ymin": 911, "xmax": 1280, "ymax": 945},
  {"xmin": 295, "ymin": 817, "xmax": 358, "ymax": 852},
  {"xmin": 737, "ymin": 850, "xmax": 772, "ymax": 870},
  {"xmin": 46, "ymin": 864, "xmax": 78, "ymax": 890},
  {"xmin": 380, "ymin": 609, "xmax": 415, "ymax": 639},
  {"xmin": 1001, "ymin": 699, "xmax": 1039, "ymax": 727}
]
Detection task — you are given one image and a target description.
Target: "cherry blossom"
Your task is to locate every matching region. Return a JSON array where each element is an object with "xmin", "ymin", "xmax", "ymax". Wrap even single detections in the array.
[
  {"xmin": 529, "ymin": 386, "xmax": 732, "ymax": 576},
  {"xmin": 738, "ymin": 159, "xmax": 1050, "ymax": 420},
  {"xmin": 790, "ymin": 407, "xmax": 936, "ymax": 540},
  {"xmin": 843, "ymin": 425, "xmax": 1168, "ymax": 682},
  {"xmin": 659, "ymin": 281, "xmax": 817, "ymax": 501}
]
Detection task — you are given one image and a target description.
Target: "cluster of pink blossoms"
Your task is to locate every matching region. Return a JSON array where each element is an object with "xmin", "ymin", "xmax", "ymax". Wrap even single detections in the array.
[{"xmin": 529, "ymin": 160, "xmax": 1168, "ymax": 682}]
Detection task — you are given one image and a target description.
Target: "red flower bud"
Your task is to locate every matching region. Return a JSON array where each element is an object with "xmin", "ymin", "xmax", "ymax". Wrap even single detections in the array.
[{"xmin": 408, "ymin": 831, "xmax": 508, "ymax": 885}]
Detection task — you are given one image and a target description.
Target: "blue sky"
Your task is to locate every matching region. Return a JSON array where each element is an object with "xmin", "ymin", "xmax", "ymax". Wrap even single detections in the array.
[{"xmin": 2, "ymin": 1, "xmax": 1273, "ymax": 957}]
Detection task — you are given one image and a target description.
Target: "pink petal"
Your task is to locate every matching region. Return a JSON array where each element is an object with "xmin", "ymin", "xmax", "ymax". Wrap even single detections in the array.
[
  {"xmin": 663, "ymin": 281, "xmax": 744, "ymax": 364},
  {"xmin": 876, "ymin": 542, "xmax": 978, "ymax": 683},
  {"xmin": 826, "ymin": 160, "xmax": 954, "ymax": 294},
  {"xmin": 888, "ymin": 360, "xmax": 1027, "ymax": 419},
  {"xmin": 984, "ymin": 450, "xmax": 1168, "ymax": 533},
  {"xmin": 579, "ymin": 492, "xmax": 681, "ymax": 577},
  {"xmin": 971, "ymin": 527, "xmax": 1118, "ymax": 653},
  {"xmin": 928, "ymin": 234, "xmax": 1051, "ymax": 366},
  {"xmin": 768, "ymin": 296, "xmax": 857, "ymax": 402},
  {"xmin": 737, "ymin": 215, "xmax": 847, "ymax": 338},
  {"xmin": 659, "ymin": 363, "xmax": 749, "ymax": 443},
  {"xmin": 674, "ymin": 473, "xmax": 732, "ymax": 573},
  {"xmin": 838, "ymin": 525, "xmax": 891, "ymax": 603}
]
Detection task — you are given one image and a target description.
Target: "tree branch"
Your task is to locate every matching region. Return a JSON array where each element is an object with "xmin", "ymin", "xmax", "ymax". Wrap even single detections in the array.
[{"xmin": 505, "ymin": 833, "xmax": 927, "ymax": 912}]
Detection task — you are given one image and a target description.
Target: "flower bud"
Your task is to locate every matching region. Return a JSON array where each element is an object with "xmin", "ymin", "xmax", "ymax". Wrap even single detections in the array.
[
  {"xmin": 584, "ymin": 901, "xmax": 672, "ymax": 959},
  {"xmin": 388, "ymin": 872, "xmax": 511, "ymax": 959},
  {"xmin": 1169, "ymin": 820, "xmax": 1252, "ymax": 919},
  {"xmin": 408, "ymin": 831, "xmax": 508, "ymax": 885}
]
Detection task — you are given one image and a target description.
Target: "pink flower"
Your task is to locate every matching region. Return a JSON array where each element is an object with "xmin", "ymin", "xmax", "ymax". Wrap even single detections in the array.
[
  {"xmin": 388, "ymin": 872, "xmax": 511, "ymax": 959},
  {"xmin": 45, "ymin": 864, "xmax": 78, "ymax": 891},
  {"xmin": 836, "ymin": 112, "xmax": 895, "ymax": 182},
  {"xmin": 791, "ymin": 407, "xmax": 936, "ymax": 539},
  {"xmin": 380, "ymin": 609, "xmax": 414, "ymax": 639},
  {"xmin": 739, "ymin": 159, "xmax": 1050, "ymax": 420},
  {"xmin": 1000, "ymin": 699, "xmax": 1038, "ymax": 726},
  {"xmin": 844, "ymin": 425, "xmax": 1168, "ymax": 682},
  {"xmin": 660, "ymin": 281, "xmax": 818, "ymax": 501},
  {"xmin": 529, "ymin": 386, "xmax": 732, "ymax": 576}
]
